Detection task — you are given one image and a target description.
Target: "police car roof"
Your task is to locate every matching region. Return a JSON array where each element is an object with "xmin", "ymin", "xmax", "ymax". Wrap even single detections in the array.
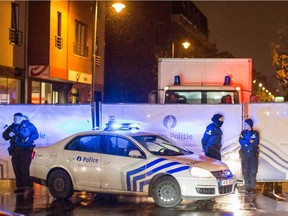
[{"xmin": 74, "ymin": 130, "xmax": 156, "ymax": 137}]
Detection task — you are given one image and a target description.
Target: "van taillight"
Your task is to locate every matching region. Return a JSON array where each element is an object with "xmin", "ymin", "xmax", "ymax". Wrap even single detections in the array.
[{"xmin": 31, "ymin": 151, "xmax": 35, "ymax": 159}]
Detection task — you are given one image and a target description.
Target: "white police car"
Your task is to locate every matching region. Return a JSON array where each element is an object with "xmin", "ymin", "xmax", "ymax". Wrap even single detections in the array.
[{"xmin": 30, "ymin": 124, "xmax": 236, "ymax": 208}]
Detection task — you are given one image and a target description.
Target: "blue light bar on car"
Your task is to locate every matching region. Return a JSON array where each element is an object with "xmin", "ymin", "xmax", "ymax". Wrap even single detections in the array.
[
  {"xmin": 120, "ymin": 123, "xmax": 140, "ymax": 131},
  {"xmin": 104, "ymin": 122, "xmax": 140, "ymax": 131},
  {"xmin": 104, "ymin": 116, "xmax": 140, "ymax": 131}
]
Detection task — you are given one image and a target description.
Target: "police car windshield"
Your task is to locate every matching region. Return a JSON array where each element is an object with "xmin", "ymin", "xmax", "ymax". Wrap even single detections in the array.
[{"xmin": 132, "ymin": 135, "xmax": 193, "ymax": 156}]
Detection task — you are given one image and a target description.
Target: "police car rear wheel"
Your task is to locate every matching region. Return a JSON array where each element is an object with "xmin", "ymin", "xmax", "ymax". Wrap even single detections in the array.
[
  {"xmin": 48, "ymin": 170, "xmax": 74, "ymax": 199},
  {"xmin": 152, "ymin": 176, "xmax": 182, "ymax": 208}
]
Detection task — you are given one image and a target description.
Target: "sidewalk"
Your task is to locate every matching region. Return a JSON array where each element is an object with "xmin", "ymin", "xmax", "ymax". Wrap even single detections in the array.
[{"xmin": 226, "ymin": 180, "xmax": 288, "ymax": 204}]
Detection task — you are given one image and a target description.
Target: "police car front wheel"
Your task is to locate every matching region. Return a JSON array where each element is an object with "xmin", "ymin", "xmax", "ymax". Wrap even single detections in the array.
[{"xmin": 152, "ymin": 176, "xmax": 182, "ymax": 208}]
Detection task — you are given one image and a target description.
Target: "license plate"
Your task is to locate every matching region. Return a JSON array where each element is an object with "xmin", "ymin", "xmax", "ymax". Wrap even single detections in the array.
[{"xmin": 219, "ymin": 179, "xmax": 233, "ymax": 186}]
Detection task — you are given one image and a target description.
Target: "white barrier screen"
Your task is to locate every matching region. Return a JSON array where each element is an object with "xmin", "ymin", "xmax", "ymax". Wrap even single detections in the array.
[{"xmin": 0, "ymin": 105, "xmax": 91, "ymax": 178}]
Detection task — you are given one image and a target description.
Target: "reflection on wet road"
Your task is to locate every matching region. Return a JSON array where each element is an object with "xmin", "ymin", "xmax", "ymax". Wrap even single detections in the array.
[{"xmin": 0, "ymin": 180, "xmax": 287, "ymax": 216}]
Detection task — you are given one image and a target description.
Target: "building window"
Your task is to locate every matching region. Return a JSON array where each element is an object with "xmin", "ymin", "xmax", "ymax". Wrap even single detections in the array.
[
  {"xmin": 57, "ymin": 12, "xmax": 62, "ymax": 37},
  {"xmin": 74, "ymin": 20, "xmax": 88, "ymax": 57},
  {"xmin": 0, "ymin": 77, "xmax": 21, "ymax": 104},
  {"xmin": 10, "ymin": 3, "xmax": 22, "ymax": 45},
  {"xmin": 11, "ymin": 3, "xmax": 19, "ymax": 30},
  {"xmin": 55, "ymin": 11, "xmax": 63, "ymax": 49},
  {"xmin": 32, "ymin": 81, "xmax": 53, "ymax": 104},
  {"xmin": 31, "ymin": 81, "xmax": 72, "ymax": 104}
]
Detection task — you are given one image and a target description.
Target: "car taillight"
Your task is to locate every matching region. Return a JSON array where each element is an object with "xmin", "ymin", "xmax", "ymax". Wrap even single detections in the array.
[{"xmin": 31, "ymin": 151, "xmax": 35, "ymax": 159}]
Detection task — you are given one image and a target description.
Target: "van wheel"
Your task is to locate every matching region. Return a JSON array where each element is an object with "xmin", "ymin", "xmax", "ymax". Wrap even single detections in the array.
[
  {"xmin": 152, "ymin": 176, "xmax": 182, "ymax": 208},
  {"xmin": 47, "ymin": 170, "xmax": 74, "ymax": 199}
]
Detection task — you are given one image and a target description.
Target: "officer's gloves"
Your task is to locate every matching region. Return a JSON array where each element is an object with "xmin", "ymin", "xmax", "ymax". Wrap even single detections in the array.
[{"xmin": 9, "ymin": 131, "xmax": 15, "ymax": 137}]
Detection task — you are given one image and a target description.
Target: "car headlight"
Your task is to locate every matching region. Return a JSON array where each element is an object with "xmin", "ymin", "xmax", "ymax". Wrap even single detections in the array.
[{"xmin": 190, "ymin": 167, "xmax": 214, "ymax": 178}]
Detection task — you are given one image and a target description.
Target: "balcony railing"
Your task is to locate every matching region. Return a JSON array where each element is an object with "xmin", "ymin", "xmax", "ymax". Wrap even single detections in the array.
[
  {"xmin": 55, "ymin": 36, "xmax": 63, "ymax": 49},
  {"xmin": 95, "ymin": 55, "xmax": 101, "ymax": 66},
  {"xmin": 73, "ymin": 42, "xmax": 88, "ymax": 57},
  {"xmin": 9, "ymin": 28, "xmax": 23, "ymax": 45}
]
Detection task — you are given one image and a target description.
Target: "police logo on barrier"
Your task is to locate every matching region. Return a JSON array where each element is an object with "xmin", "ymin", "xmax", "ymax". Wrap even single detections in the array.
[
  {"xmin": 163, "ymin": 115, "xmax": 177, "ymax": 129},
  {"xmin": 76, "ymin": 156, "xmax": 82, "ymax": 161}
]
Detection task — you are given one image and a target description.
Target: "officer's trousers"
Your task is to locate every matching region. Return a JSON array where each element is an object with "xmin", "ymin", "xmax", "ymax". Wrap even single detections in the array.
[
  {"xmin": 11, "ymin": 147, "xmax": 33, "ymax": 189},
  {"xmin": 241, "ymin": 152, "xmax": 259, "ymax": 191}
]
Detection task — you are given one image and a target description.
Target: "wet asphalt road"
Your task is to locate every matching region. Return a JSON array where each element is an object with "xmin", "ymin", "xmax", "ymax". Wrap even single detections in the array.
[{"xmin": 0, "ymin": 180, "xmax": 288, "ymax": 216}]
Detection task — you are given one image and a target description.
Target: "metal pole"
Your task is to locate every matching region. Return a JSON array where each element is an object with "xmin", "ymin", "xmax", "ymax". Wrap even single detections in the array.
[
  {"xmin": 24, "ymin": 1, "xmax": 29, "ymax": 103},
  {"xmin": 172, "ymin": 41, "xmax": 175, "ymax": 58},
  {"xmin": 91, "ymin": 0, "xmax": 98, "ymax": 130}
]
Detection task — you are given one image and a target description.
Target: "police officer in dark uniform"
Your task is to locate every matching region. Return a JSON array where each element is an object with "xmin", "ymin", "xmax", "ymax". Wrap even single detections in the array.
[
  {"xmin": 239, "ymin": 118, "xmax": 259, "ymax": 194},
  {"xmin": 201, "ymin": 113, "xmax": 224, "ymax": 161},
  {"xmin": 2, "ymin": 112, "xmax": 39, "ymax": 197}
]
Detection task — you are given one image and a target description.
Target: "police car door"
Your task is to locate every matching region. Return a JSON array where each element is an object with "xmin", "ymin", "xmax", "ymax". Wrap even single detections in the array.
[
  {"xmin": 100, "ymin": 135, "xmax": 146, "ymax": 192},
  {"xmin": 63, "ymin": 135, "xmax": 101, "ymax": 189}
]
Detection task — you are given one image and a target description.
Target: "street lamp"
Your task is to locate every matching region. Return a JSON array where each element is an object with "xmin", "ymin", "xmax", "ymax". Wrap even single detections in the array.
[
  {"xmin": 112, "ymin": 3, "xmax": 125, "ymax": 13},
  {"xmin": 172, "ymin": 41, "xmax": 191, "ymax": 58},
  {"xmin": 182, "ymin": 42, "xmax": 191, "ymax": 49}
]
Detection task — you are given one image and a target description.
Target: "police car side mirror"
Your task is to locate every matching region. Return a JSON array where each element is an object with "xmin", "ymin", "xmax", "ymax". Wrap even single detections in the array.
[{"xmin": 129, "ymin": 150, "xmax": 143, "ymax": 158}]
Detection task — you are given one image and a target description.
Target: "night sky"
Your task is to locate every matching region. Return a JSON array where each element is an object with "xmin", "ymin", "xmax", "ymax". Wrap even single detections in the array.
[{"xmin": 194, "ymin": 1, "xmax": 288, "ymax": 95}]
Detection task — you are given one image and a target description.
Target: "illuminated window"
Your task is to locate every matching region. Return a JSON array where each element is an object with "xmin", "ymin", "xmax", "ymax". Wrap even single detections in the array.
[
  {"xmin": 31, "ymin": 81, "xmax": 53, "ymax": 104},
  {"xmin": 0, "ymin": 78, "xmax": 21, "ymax": 104}
]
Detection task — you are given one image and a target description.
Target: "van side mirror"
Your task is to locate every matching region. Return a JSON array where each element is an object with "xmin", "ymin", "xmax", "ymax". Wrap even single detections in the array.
[
  {"xmin": 148, "ymin": 89, "xmax": 163, "ymax": 104},
  {"xmin": 148, "ymin": 92, "xmax": 156, "ymax": 104}
]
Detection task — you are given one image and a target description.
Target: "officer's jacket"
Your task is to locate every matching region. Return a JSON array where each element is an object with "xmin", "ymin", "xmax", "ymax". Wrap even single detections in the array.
[
  {"xmin": 3, "ymin": 120, "xmax": 39, "ymax": 148},
  {"xmin": 201, "ymin": 123, "xmax": 223, "ymax": 150},
  {"xmin": 239, "ymin": 129, "xmax": 259, "ymax": 155}
]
